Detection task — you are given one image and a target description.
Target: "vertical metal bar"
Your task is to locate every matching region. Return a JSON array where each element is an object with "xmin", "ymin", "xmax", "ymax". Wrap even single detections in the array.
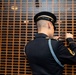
[
  {"xmin": 58, "ymin": 0, "xmax": 60, "ymax": 37},
  {"xmin": 18, "ymin": 0, "xmax": 22, "ymax": 74},
  {"xmin": 65, "ymin": 0, "xmax": 67, "ymax": 34},
  {"xmin": 32, "ymin": 0, "xmax": 34, "ymax": 40},
  {"xmin": 0, "ymin": 0, "xmax": 3, "ymax": 74},
  {"xmin": 52, "ymin": 0, "xmax": 54, "ymax": 13},
  {"xmin": 12, "ymin": 0, "xmax": 16, "ymax": 74},
  {"xmin": 64, "ymin": 0, "xmax": 68, "ymax": 74},
  {"xmin": 25, "ymin": 0, "xmax": 28, "ymax": 74},
  {"xmin": 72, "ymin": 0, "xmax": 74, "ymax": 75},
  {"xmin": 5, "ymin": 0, "xmax": 9, "ymax": 74},
  {"xmin": 25, "ymin": 0, "xmax": 28, "ymax": 44},
  {"xmin": 72, "ymin": 0, "xmax": 74, "ymax": 35}
]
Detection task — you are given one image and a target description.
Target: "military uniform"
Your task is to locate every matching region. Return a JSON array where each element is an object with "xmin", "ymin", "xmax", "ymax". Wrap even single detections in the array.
[{"xmin": 25, "ymin": 11, "xmax": 76, "ymax": 75}]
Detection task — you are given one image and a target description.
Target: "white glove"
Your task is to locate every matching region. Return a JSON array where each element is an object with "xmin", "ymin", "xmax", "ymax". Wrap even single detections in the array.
[{"xmin": 65, "ymin": 33, "xmax": 73, "ymax": 39}]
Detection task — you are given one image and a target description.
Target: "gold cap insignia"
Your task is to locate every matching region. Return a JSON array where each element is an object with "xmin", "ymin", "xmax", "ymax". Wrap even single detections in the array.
[{"xmin": 68, "ymin": 48, "xmax": 75, "ymax": 56}]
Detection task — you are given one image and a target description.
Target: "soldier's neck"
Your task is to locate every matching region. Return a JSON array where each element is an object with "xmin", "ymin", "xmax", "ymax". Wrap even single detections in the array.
[{"xmin": 38, "ymin": 31, "xmax": 49, "ymax": 37}]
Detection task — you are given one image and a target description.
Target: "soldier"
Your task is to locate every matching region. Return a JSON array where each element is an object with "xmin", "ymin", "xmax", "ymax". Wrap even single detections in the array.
[{"xmin": 25, "ymin": 11, "xmax": 76, "ymax": 75}]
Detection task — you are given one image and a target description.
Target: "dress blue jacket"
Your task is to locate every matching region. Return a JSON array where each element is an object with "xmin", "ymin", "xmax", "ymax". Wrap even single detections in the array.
[{"xmin": 25, "ymin": 33, "xmax": 76, "ymax": 75}]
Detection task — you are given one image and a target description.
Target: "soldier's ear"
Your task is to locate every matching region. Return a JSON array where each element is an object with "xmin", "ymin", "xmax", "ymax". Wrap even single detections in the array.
[{"xmin": 48, "ymin": 22, "xmax": 51, "ymax": 29}]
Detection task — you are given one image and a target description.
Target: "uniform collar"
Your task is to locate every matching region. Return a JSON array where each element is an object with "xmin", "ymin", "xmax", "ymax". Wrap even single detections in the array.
[{"xmin": 35, "ymin": 33, "xmax": 49, "ymax": 39}]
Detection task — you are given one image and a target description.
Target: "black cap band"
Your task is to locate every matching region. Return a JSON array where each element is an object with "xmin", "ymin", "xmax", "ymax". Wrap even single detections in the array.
[{"xmin": 34, "ymin": 11, "xmax": 57, "ymax": 30}]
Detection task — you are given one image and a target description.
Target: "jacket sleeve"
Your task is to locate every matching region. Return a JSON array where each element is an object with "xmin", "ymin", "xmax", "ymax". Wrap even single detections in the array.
[{"xmin": 57, "ymin": 38, "xmax": 76, "ymax": 64}]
